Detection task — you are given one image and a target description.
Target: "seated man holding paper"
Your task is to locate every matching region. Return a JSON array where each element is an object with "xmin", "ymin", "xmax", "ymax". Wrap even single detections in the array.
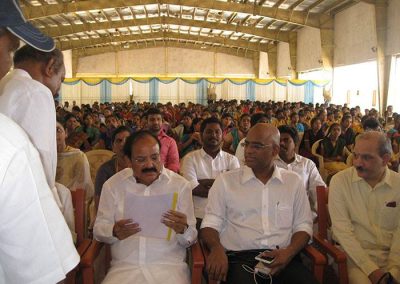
[{"xmin": 93, "ymin": 130, "xmax": 197, "ymax": 284}]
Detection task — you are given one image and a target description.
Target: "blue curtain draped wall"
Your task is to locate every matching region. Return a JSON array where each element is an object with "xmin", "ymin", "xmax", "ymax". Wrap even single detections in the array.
[
  {"xmin": 304, "ymin": 81, "xmax": 315, "ymax": 104},
  {"xmin": 196, "ymin": 79, "xmax": 208, "ymax": 104},
  {"xmin": 100, "ymin": 80, "xmax": 112, "ymax": 103},
  {"xmin": 62, "ymin": 77, "xmax": 328, "ymax": 104},
  {"xmin": 246, "ymin": 80, "xmax": 256, "ymax": 101},
  {"xmin": 149, "ymin": 78, "xmax": 159, "ymax": 103}
]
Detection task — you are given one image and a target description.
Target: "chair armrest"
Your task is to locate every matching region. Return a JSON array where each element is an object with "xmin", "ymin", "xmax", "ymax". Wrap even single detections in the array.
[
  {"xmin": 190, "ymin": 242, "xmax": 205, "ymax": 284},
  {"xmin": 80, "ymin": 240, "xmax": 104, "ymax": 267},
  {"xmin": 76, "ymin": 239, "xmax": 92, "ymax": 256},
  {"xmin": 313, "ymin": 234, "xmax": 346, "ymax": 263},
  {"xmin": 303, "ymin": 244, "xmax": 327, "ymax": 265},
  {"xmin": 191, "ymin": 242, "xmax": 205, "ymax": 269}
]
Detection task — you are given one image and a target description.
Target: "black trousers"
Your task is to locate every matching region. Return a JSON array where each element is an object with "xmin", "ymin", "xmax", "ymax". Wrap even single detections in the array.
[{"xmin": 221, "ymin": 250, "xmax": 319, "ymax": 284}]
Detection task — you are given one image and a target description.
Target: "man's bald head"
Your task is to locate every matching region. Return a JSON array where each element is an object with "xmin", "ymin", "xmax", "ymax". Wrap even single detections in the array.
[
  {"xmin": 248, "ymin": 123, "xmax": 280, "ymax": 147},
  {"xmin": 244, "ymin": 124, "xmax": 280, "ymax": 171}
]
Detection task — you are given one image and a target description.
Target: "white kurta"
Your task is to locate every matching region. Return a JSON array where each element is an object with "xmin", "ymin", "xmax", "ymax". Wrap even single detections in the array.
[
  {"xmin": 0, "ymin": 69, "xmax": 60, "ymax": 205},
  {"xmin": 275, "ymin": 154, "xmax": 326, "ymax": 216},
  {"xmin": 180, "ymin": 149, "xmax": 240, "ymax": 218},
  {"xmin": 94, "ymin": 167, "xmax": 197, "ymax": 284},
  {"xmin": 0, "ymin": 114, "xmax": 79, "ymax": 283}
]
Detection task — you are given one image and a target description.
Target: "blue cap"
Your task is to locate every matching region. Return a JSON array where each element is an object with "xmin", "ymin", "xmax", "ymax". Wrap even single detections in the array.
[{"xmin": 0, "ymin": 0, "xmax": 55, "ymax": 52}]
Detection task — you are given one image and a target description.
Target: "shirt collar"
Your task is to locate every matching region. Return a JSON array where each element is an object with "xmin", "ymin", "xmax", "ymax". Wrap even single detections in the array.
[
  {"xmin": 157, "ymin": 129, "xmax": 169, "ymax": 139},
  {"xmin": 351, "ymin": 166, "xmax": 394, "ymax": 189},
  {"xmin": 13, "ymin": 68, "xmax": 32, "ymax": 79},
  {"xmin": 275, "ymin": 154, "xmax": 301, "ymax": 165},
  {"xmin": 241, "ymin": 165, "xmax": 284, "ymax": 185},
  {"xmin": 200, "ymin": 148, "xmax": 222, "ymax": 159}
]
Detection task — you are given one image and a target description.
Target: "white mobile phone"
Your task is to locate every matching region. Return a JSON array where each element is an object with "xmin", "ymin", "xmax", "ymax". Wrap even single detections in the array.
[{"xmin": 255, "ymin": 252, "xmax": 275, "ymax": 264}]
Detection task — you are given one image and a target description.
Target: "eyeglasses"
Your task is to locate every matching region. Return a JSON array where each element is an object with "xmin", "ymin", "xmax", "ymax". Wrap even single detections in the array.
[
  {"xmin": 133, "ymin": 153, "xmax": 160, "ymax": 164},
  {"xmin": 240, "ymin": 141, "xmax": 272, "ymax": 150}
]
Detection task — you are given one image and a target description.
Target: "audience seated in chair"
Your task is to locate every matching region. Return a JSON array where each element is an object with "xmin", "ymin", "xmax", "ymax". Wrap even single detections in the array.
[
  {"xmin": 275, "ymin": 125, "xmax": 326, "ymax": 219},
  {"xmin": 201, "ymin": 124, "xmax": 320, "ymax": 284},
  {"xmin": 146, "ymin": 108, "xmax": 180, "ymax": 173},
  {"xmin": 222, "ymin": 113, "xmax": 251, "ymax": 154},
  {"xmin": 64, "ymin": 113, "xmax": 91, "ymax": 152},
  {"xmin": 329, "ymin": 131, "xmax": 400, "ymax": 284},
  {"xmin": 93, "ymin": 131, "xmax": 197, "ymax": 284},
  {"xmin": 180, "ymin": 117, "xmax": 240, "ymax": 227},
  {"xmin": 318, "ymin": 123, "xmax": 350, "ymax": 175},
  {"xmin": 56, "ymin": 121, "xmax": 94, "ymax": 203},
  {"xmin": 299, "ymin": 117, "xmax": 325, "ymax": 164},
  {"xmin": 94, "ymin": 126, "xmax": 131, "ymax": 209}
]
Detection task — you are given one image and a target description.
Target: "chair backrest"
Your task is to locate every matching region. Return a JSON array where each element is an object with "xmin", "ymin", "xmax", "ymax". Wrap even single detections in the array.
[
  {"xmin": 85, "ymin": 150, "xmax": 114, "ymax": 183},
  {"xmin": 71, "ymin": 188, "xmax": 86, "ymax": 245},
  {"xmin": 311, "ymin": 139, "xmax": 322, "ymax": 156},
  {"xmin": 316, "ymin": 186, "xmax": 329, "ymax": 240}
]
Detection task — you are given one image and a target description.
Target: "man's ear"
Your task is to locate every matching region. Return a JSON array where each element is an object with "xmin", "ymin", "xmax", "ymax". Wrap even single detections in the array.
[
  {"xmin": 382, "ymin": 153, "xmax": 391, "ymax": 165},
  {"xmin": 44, "ymin": 58, "xmax": 56, "ymax": 77}
]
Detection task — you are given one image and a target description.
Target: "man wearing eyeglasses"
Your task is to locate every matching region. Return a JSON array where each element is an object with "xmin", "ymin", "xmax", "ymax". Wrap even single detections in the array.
[
  {"xmin": 94, "ymin": 130, "xmax": 197, "ymax": 284},
  {"xmin": 200, "ymin": 123, "xmax": 317, "ymax": 284},
  {"xmin": 329, "ymin": 131, "xmax": 400, "ymax": 284}
]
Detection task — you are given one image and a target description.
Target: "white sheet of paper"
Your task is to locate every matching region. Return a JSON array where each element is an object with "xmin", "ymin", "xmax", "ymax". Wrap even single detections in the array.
[{"xmin": 124, "ymin": 192, "xmax": 176, "ymax": 239}]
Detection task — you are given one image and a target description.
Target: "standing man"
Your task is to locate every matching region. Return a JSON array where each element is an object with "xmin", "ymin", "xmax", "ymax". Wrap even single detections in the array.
[
  {"xmin": 201, "ymin": 124, "xmax": 317, "ymax": 284},
  {"xmin": 276, "ymin": 125, "xmax": 326, "ymax": 217},
  {"xmin": 146, "ymin": 108, "xmax": 180, "ymax": 172},
  {"xmin": 0, "ymin": 43, "xmax": 65, "ymax": 207},
  {"xmin": 329, "ymin": 131, "xmax": 400, "ymax": 284},
  {"xmin": 0, "ymin": 0, "xmax": 78, "ymax": 282},
  {"xmin": 181, "ymin": 117, "xmax": 240, "ymax": 224}
]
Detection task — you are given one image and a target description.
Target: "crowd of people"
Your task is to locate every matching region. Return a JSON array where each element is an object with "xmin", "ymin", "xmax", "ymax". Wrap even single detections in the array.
[{"xmin": 0, "ymin": 0, "xmax": 399, "ymax": 283}]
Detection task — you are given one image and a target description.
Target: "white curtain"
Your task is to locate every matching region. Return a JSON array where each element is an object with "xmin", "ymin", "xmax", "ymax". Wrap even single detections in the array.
[
  {"xmin": 132, "ymin": 81, "xmax": 150, "ymax": 103},
  {"xmin": 60, "ymin": 83, "xmax": 82, "ymax": 105},
  {"xmin": 255, "ymin": 84, "xmax": 274, "ymax": 102},
  {"xmin": 178, "ymin": 81, "xmax": 197, "ymax": 104},
  {"xmin": 158, "ymin": 80, "xmax": 179, "ymax": 104},
  {"xmin": 80, "ymin": 83, "xmax": 101, "ymax": 105},
  {"xmin": 274, "ymin": 82, "xmax": 287, "ymax": 101},
  {"xmin": 111, "ymin": 82, "xmax": 131, "ymax": 102},
  {"xmin": 287, "ymin": 83, "xmax": 305, "ymax": 102},
  {"xmin": 220, "ymin": 81, "xmax": 247, "ymax": 101}
]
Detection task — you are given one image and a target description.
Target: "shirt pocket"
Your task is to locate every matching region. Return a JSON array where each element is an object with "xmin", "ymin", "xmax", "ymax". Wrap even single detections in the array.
[
  {"xmin": 275, "ymin": 205, "xmax": 293, "ymax": 229},
  {"xmin": 379, "ymin": 206, "xmax": 399, "ymax": 231}
]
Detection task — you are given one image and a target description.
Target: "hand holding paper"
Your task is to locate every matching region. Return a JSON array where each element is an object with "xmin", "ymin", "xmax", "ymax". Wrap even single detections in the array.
[
  {"xmin": 162, "ymin": 210, "xmax": 188, "ymax": 234},
  {"xmin": 124, "ymin": 192, "xmax": 179, "ymax": 239},
  {"xmin": 113, "ymin": 219, "xmax": 141, "ymax": 240}
]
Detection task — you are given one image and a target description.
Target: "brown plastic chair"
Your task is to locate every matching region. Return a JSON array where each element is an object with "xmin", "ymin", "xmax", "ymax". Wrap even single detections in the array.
[
  {"xmin": 200, "ymin": 240, "xmax": 326, "ymax": 284},
  {"xmin": 85, "ymin": 149, "xmax": 114, "ymax": 184},
  {"xmin": 65, "ymin": 188, "xmax": 92, "ymax": 284},
  {"xmin": 80, "ymin": 240, "xmax": 204, "ymax": 284},
  {"xmin": 313, "ymin": 186, "xmax": 348, "ymax": 284}
]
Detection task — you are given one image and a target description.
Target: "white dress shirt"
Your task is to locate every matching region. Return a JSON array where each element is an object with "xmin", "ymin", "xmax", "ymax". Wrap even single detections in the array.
[
  {"xmin": 180, "ymin": 149, "xmax": 240, "ymax": 218},
  {"xmin": 329, "ymin": 167, "xmax": 400, "ymax": 281},
  {"xmin": 0, "ymin": 114, "xmax": 79, "ymax": 283},
  {"xmin": 201, "ymin": 166, "xmax": 313, "ymax": 251},
  {"xmin": 0, "ymin": 69, "xmax": 62, "ymax": 207},
  {"xmin": 94, "ymin": 167, "xmax": 197, "ymax": 284},
  {"xmin": 274, "ymin": 154, "xmax": 326, "ymax": 215}
]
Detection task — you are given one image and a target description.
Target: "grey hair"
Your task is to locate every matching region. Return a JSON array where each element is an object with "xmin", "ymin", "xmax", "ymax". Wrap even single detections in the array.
[{"xmin": 356, "ymin": 131, "xmax": 392, "ymax": 156}]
